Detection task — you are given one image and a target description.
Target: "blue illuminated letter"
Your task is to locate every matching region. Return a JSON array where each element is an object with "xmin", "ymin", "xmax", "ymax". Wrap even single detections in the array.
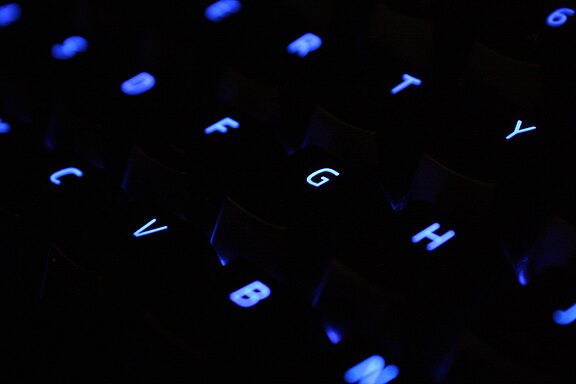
[
  {"xmin": 0, "ymin": 3, "xmax": 21, "ymax": 28},
  {"xmin": 553, "ymin": 303, "xmax": 576, "ymax": 326},
  {"xmin": 306, "ymin": 168, "xmax": 340, "ymax": 188},
  {"xmin": 205, "ymin": 0, "xmax": 241, "ymax": 22},
  {"xmin": 133, "ymin": 218, "xmax": 168, "ymax": 238},
  {"xmin": 287, "ymin": 33, "xmax": 322, "ymax": 58},
  {"xmin": 204, "ymin": 117, "xmax": 239, "ymax": 135},
  {"xmin": 411, "ymin": 223, "xmax": 455, "ymax": 251},
  {"xmin": 229, "ymin": 280, "xmax": 271, "ymax": 308},
  {"xmin": 344, "ymin": 355, "xmax": 399, "ymax": 384},
  {"xmin": 51, "ymin": 36, "xmax": 88, "ymax": 60},
  {"xmin": 121, "ymin": 72, "xmax": 156, "ymax": 96},
  {"xmin": 547, "ymin": 8, "xmax": 575, "ymax": 27},
  {"xmin": 49, "ymin": 167, "xmax": 83, "ymax": 185},
  {"xmin": 0, "ymin": 118, "xmax": 10, "ymax": 134},
  {"xmin": 506, "ymin": 120, "xmax": 536, "ymax": 140},
  {"xmin": 390, "ymin": 74, "xmax": 421, "ymax": 95}
]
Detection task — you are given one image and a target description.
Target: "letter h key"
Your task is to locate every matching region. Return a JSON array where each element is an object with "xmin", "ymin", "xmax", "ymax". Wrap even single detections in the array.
[{"xmin": 411, "ymin": 223, "xmax": 455, "ymax": 251}]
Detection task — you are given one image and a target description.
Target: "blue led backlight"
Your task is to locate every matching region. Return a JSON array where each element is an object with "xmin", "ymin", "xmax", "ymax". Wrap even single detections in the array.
[
  {"xmin": 553, "ymin": 303, "xmax": 576, "ymax": 326},
  {"xmin": 513, "ymin": 257, "xmax": 530, "ymax": 286},
  {"xmin": 133, "ymin": 218, "xmax": 168, "ymax": 238},
  {"xmin": 204, "ymin": 117, "xmax": 239, "ymax": 135},
  {"xmin": 121, "ymin": 72, "xmax": 156, "ymax": 95},
  {"xmin": 547, "ymin": 8, "xmax": 575, "ymax": 27},
  {"xmin": 49, "ymin": 167, "xmax": 83, "ymax": 185},
  {"xmin": 344, "ymin": 355, "xmax": 399, "ymax": 384},
  {"xmin": 205, "ymin": 0, "xmax": 241, "ymax": 22},
  {"xmin": 217, "ymin": 255, "xmax": 228, "ymax": 266},
  {"xmin": 324, "ymin": 325, "xmax": 343, "ymax": 345},
  {"xmin": 51, "ymin": 36, "xmax": 88, "ymax": 60},
  {"xmin": 287, "ymin": 33, "xmax": 322, "ymax": 58},
  {"xmin": 306, "ymin": 168, "xmax": 340, "ymax": 187},
  {"xmin": 506, "ymin": 120, "xmax": 536, "ymax": 140},
  {"xmin": 229, "ymin": 280, "xmax": 271, "ymax": 308},
  {"xmin": 517, "ymin": 268, "xmax": 529, "ymax": 286},
  {"xmin": 0, "ymin": 118, "xmax": 10, "ymax": 134},
  {"xmin": 0, "ymin": 3, "xmax": 21, "ymax": 28},
  {"xmin": 412, "ymin": 223, "xmax": 455, "ymax": 251},
  {"xmin": 391, "ymin": 74, "xmax": 421, "ymax": 95}
]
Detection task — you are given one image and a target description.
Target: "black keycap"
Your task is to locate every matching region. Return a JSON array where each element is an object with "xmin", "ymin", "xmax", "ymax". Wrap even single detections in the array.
[{"xmin": 159, "ymin": 257, "xmax": 336, "ymax": 383}]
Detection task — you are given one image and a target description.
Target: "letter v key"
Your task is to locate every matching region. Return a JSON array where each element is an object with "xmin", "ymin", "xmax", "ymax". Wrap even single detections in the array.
[{"xmin": 133, "ymin": 218, "xmax": 168, "ymax": 238}]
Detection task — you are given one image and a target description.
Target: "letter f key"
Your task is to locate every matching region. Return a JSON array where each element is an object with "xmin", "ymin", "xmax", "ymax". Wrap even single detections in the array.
[{"xmin": 204, "ymin": 117, "xmax": 240, "ymax": 135}]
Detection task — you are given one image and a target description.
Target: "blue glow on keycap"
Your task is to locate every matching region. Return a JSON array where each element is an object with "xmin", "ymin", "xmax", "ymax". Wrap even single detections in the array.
[
  {"xmin": 344, "ymin": 355, "xmax": 399, "ymax": 384},
  {"xmin": 121, "ymin": 72, "xmax": 156, "ymax": 95},
  {"xmin": 0, "ymin": 3, "xmax": 21, "ymax": 28},
  {"xmin": 287, "ymin": 33, "xmax": 322, "ymax": 58},
  {"xmin": 506, "ymin": 120, "xmax": 536, "ymax": 140},
  {"xmin": 324, "ymin": 325, "xmax": 343, "ymax": 345},
  {"xmin": 553, "ymin": 303, "xmax": 576, "ymax": 326},
  {"xmin": 311, "ymin": 269, "xmax": 329, "ymax": 308},
  {"xmin": 547, "ymin": 8, "xmax": 575, "ymax": 27},
  {"xmin": 217, "ymin": 254, "xmax": 228, "ymax": 266},
  {"xmin": 0, "ymin": 118, "xmax": 10, "ymax": 134},
  {"xmin": 390, "ymin": 74, "xmax": 421, "ymax": 95},
  {"xmin": 229, "ymin": 280, "xmax": 271, "ymax": 308},
  {"xmin": 411, "ymin": 222, "xmax": 455, "ymax": 251},
  {"xmin": 205, "ymin": 0, "xmax": 241, "ymax": 22},
  {"xmin": 517, "ymin": 268, "xmax": 529, "ymax": 286},
  {"xmin": 49, "ymin": 167, "xmax": 84, "ymax": 185},
  {"xmin": 388, "ymin": 197, "xmax": 406, "ymax": 212},
  {"xmin": 209, "ymin": 207, "xmax": 230, "ymax": 266},
  {"xmin": 133, "ymin": 218, "xmax": 168, "ymax": 237},
  {"xmin": 204, "ymin": 117, "xmax": 239, "ymax": 135},
  {"xmin": 306, "ymin": 168, "xmax": 340, "ymax": 187},
  {"xmin": 514, "ymin": 257, "xmax": 530, "ymax": 286},
  {"xmin": 51, "ymin": 36, "xmax": 88, "ymax": 60}
]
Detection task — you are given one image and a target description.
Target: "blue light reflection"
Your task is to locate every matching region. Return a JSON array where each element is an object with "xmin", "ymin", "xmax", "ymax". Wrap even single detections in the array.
[
  {"xmin": 52, "ymin": 36, "xmax": 88, "ymax": 60},
  {"xmin": 0, "ymin": 118, "xmax": 10, "ymax": 134},
  {"xmin": 121, "ymin": 72, "xmax": 156, "ymax": 96},
  {"xmin": 553, "ymin": 303, "xmax": 576, "ymax": 326},
  {"xmin": 0, "ymin": 3, "xmax": 21, "ymax": 28},
  {"xmin": 205, "ymin": 0, "xmax": 241, "ymax": 22}
]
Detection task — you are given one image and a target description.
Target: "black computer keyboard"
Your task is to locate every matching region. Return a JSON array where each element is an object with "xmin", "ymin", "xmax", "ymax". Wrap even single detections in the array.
[{"xmin": 2, "ymin": 1, "xmax": 576, "ymax": 382}]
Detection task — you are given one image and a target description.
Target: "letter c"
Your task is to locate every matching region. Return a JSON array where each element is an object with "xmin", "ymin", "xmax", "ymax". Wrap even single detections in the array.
[{"xmin": 50, "ymin": 167, "xmax": 83, "ymax": 185}]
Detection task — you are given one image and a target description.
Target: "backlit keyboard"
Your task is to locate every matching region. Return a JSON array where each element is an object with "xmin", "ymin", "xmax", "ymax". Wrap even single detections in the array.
[{"xmin": 2, "ymin": 1, "xmax": 576, "ymax": 383}]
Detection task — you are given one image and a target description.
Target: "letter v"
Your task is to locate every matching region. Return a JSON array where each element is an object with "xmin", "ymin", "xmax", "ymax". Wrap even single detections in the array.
[{"xmin": 133, "ymin": 218, "xmax": 168, "ymax": 238}]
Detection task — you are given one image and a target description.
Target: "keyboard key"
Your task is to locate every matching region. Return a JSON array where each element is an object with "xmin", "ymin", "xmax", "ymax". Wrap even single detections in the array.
[
  {"xmin": 407, "ymin": 153, "xmax": 496, "ymax": 225},
  {"xmin": 312, "ymin": 259, "xmax": 409, "ymax": 347},
  {"xmin": 303, "ymin": 106, "xmax": 379, "ymax": 170},
  {"xmin": 159, "ymin": 258, "xmax": 336, "ymax": 383},
  {"xmin": 121, "ymin": 144, "xmax": 199, "ymax": 222},
  {"xmin": 210, "ymin": 195, "xmax": 290, "ymax": 270},
  {"xmin": 33, "ymin": 242, "xmax": 131, "ymax": 382},
  {"xmin": 389, "ymin": 201, "xmax": 512, "ymax": 303}
]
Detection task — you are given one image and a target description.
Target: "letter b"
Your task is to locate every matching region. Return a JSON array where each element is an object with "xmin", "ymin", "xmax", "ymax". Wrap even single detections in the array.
[{"xmin": 229, "ymin": 280, "xmax": 271, "ymax": 308}]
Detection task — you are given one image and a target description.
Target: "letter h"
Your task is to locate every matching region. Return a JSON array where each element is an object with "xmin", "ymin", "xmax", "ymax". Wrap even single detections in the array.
[{"xmin": 411, "ymin": 223, "xmax": 455, "ymax": 251}]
